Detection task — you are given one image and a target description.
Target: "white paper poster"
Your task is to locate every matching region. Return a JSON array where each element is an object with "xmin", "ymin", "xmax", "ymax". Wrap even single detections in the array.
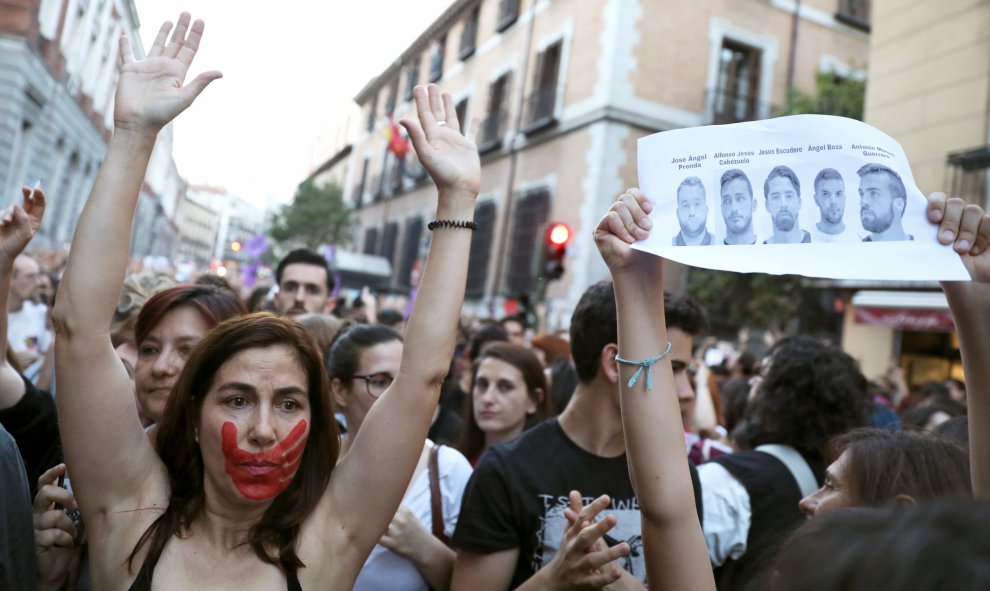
[{"xmin": 634, "ymin": 115, "xmax": 969, "ymax": 281}]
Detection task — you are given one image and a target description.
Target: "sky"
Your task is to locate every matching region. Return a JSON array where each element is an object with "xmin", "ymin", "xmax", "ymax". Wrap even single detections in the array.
[{"xmin": 132, "ymin": 1, "xmax": 454, "ymax": 210}]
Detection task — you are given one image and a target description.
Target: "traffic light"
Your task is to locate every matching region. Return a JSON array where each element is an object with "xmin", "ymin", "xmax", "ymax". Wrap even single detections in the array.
[
  {"xmin": 543, "ymin": 222, "xmax": 571, "ymax": 281},
  {"xmin": 230, "ymin": 240, "xmax": 242, "ymax": 253}
]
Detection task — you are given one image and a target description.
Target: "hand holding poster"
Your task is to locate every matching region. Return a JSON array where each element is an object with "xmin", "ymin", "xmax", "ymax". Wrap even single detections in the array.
[{"xmin": 634, "ymin": 115, "xmax": 970, "ymax": 281}]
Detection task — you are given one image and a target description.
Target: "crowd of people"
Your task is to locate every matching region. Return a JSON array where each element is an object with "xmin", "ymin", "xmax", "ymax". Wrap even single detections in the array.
[{"xmin": 2, "ymin": 13, "xmax": 988, "ymax": 591}]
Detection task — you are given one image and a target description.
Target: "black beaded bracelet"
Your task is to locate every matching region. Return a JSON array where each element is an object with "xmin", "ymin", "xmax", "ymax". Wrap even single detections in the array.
[{"xmin": 428, "ymin": 219, "xmax": 478, "ymax": 231}]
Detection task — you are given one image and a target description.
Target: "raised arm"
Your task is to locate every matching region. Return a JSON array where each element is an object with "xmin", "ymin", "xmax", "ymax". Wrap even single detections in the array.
[
  {"xmin": 329, "ymin": 84, "xmax": 480, "ymax": 553},
  {"xmin": 593, "ymin": 189, "xmax": 715, "ymax": 591},
  {"xmin": 0, "ymin": 186, "xmax": 46, "ymax": 410},
  {"xmin": 52, "ymin": 14, "xmax": 220, "ymax": 515},
  {"xmin": 930, "ymin": 194, "xmax": 990, "ymax": 499}
]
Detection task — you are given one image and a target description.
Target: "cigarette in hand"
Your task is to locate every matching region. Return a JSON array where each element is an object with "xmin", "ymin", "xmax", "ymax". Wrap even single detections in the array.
[{"xmin": 30, "ymin": 180, "xmax": 41, "ymax": 200}]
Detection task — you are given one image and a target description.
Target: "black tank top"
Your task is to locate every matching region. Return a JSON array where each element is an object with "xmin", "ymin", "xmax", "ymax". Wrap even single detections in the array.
[{"xmin": 127, "ymin": 549, "xmax": 303, "ymax": 591}]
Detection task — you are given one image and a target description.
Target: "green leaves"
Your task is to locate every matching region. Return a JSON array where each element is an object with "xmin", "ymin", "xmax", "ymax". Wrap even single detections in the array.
[
  {"xmin": 782, "ymin": 70, "xmax": 866, "ymax": 121},
  {"xmin": 269, "ymin": 179, "xmax": 352, "ymax": 251},
  {"xmin": 686, "ymin": 270, "xmax": 803, "ymax": 332}
]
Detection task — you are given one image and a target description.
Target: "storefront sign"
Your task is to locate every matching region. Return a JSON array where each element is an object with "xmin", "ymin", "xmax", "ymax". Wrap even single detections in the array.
[{"xmin": 854, "ymin": 306, "xmax": 955, "ymax": 332}]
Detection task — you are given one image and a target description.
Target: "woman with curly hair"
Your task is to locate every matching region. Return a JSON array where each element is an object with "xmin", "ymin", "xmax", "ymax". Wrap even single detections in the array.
[{"xmin": 697, "ymin": 335, "xmax": 871, "ymax": 590}]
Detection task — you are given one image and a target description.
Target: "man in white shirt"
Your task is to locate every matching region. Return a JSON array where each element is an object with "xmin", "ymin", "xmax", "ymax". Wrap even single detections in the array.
[{"xmin": 7, "ymin": 254, "xmax": 51, "ymax": 382}]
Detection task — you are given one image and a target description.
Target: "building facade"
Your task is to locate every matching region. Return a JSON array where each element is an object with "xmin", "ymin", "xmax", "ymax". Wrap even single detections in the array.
[
  {"xmin": 0, "ymin": 0, "xmax": 184, "ymax": 258},
  {"xmin": 324, "ymin": 0, "xmax": 870, "ymax": 327},
  {"xmin": 184, "ymin": 184, "xmax": 266, "ymax": 266},
  {"xmin": 840, "ymin": 0, "xmax": 988, "ymax": 384},
  {"xmin": 864, "ymin": 0, "xmax": 989, "ymax": 207},
  {"xmin": 175, "ymin": 190, "xmax": 221, "ymax": 266}
]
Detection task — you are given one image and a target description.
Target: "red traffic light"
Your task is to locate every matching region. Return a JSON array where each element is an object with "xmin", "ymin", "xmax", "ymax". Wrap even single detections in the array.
[{"xmin": 547, "ymin": 223, "xmax": 572, "ymax": 246}]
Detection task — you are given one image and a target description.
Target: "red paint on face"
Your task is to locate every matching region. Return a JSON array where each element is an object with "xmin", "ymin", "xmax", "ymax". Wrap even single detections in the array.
[{"xmin": 221, "ymin": 420, "xmax": 308, "ymax": 501}]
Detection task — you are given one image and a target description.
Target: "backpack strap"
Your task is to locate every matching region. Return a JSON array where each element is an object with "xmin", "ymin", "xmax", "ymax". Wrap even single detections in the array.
[
  {"xmin": 429, "ymin": 444, "xmax": 450, "ymax": 544},
  {"xmin": 755, "ymin": 444, "xmax": 818, "ymax": 497}
]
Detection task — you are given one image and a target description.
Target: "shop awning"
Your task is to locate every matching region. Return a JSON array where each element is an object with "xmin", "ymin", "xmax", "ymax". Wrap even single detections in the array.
[
  {"xmin": 851, "ymin": 290, "xmax": 954, "ymax": 332},
  {"xmin": 330, "ymin": 250, "xmax": 393, "ymax": 290}
]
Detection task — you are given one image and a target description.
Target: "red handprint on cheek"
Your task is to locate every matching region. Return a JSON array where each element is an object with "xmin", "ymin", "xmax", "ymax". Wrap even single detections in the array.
[{"xmin": 221, "ymin": 420, "xmax": 308, "ymax": 501}]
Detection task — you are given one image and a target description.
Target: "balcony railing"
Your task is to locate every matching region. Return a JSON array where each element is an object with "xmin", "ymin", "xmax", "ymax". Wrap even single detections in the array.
[
  {"xmin": 477, "ymin": 109, "xmax": 508, "ymax": 154},
  {"xmin": 522, "ymin": 86, "xmax": 558, "ymax": 134},
  {"xmin": 706, "ymin": 87, "xmax": 776, "ymax": 125}
]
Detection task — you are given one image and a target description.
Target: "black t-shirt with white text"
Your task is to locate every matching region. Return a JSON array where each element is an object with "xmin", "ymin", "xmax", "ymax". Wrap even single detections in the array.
[{"xmin": 452, "ymin": 419, "xmax": 647, "ymax": 587}]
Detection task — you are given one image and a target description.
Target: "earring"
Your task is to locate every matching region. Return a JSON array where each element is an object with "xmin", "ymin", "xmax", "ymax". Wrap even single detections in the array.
[{"xmin": 194, "ymin": 431, "xmax": 199, "ymax": 443}]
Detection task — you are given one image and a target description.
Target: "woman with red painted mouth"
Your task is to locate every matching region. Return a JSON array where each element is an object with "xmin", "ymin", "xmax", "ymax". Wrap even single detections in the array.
[
  {"xmin": 54, "ymin": 13, "xmax": 480, "ymax": 591},
  {"xmin": 456, "ymin": 343, "xmax": 552, "ymax": 466}
]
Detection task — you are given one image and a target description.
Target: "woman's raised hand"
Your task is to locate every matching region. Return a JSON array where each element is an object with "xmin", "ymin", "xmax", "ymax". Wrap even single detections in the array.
[
  {"xmin": 0, "ymin": 185, "xmax": 46, "ymax": 266},
  {"xmin": 400, "ymin": 84, "xmax": 481, "ymax": 199},
  {"xmin": 114, "ymin": 12, "xmax": 221, "ymax": 134}
]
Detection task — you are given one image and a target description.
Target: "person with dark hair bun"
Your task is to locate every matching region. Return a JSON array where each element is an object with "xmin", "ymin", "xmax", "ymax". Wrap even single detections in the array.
[{"xmin": 53, "ymin": 14, "xmax": 481, "ymax": 590}]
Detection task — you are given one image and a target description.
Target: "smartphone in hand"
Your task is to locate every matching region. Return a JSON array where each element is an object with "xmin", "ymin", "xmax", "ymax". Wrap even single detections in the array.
[{"xmin": 56, "ymin": 470, "xmax": 86, "ymax": 546}]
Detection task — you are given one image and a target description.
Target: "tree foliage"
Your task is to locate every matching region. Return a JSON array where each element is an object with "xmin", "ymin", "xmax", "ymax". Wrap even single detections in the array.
[
  {"xmin": 269, "ymin": 179, "xmax": 352, "ymax": 250},
  {"xmin": 686, "ymin": 269, "xmax": 803, "ymax": 333},
  {"xmin": 782, "ymin": 70, "xmax": 866, "ymax": 120}
]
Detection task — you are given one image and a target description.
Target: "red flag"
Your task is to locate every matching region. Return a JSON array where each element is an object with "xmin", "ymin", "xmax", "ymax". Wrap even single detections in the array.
[{"xmin": 384, "ymin": 116, "xmax": 410, "ymax": 159}]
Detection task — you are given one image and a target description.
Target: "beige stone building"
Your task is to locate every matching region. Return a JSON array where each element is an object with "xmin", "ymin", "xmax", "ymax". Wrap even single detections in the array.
[
  {"xmin": 327, "ymin": 0, "xmax": 871, "ymax": 326},
  {"xmin": 840, "ymin": 0, "xmax": 988, "ymax": 385},
  {"xmin": 864, "ymin": 0, "xmax": 989, "ymax": 204},
  {"xmin": 176, "ymin": 192, "xmax": 221, "ymax": 266}
]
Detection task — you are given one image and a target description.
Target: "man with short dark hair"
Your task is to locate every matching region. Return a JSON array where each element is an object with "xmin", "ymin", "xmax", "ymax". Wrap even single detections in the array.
[
  {"xmin": 451, "ymin": 281, "xmax": 707, "ymax": 590},
  {"xmin": 763, "ymin": 166, "xmax": 810, "ymax": 244},
  {"xmin": 809, "ymin": 168, "xmax": 858, "ymax": 242},
  {"xmin": 720, "ymin": 169, "xmax": 758, "ymax": 245},
  {"xmin": 273, "ymin": 248, "xmax": 335, "ymax": 316},
  {"xmin": 500, "ymin": 314, "xmax": 528, "ymax": 347},
  {"xmin": 672, "ymin": 177, "xmax": 714, "ymax": 246},
  {"xmin": 858, "ymin": 163, "xmax": 913, "ymax": 241}
]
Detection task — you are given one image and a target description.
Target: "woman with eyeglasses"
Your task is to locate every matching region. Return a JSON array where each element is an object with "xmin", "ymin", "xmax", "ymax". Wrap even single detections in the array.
[{"xmin": 328, "ymin": 323, "xmax": 473, "ymax": 591}]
